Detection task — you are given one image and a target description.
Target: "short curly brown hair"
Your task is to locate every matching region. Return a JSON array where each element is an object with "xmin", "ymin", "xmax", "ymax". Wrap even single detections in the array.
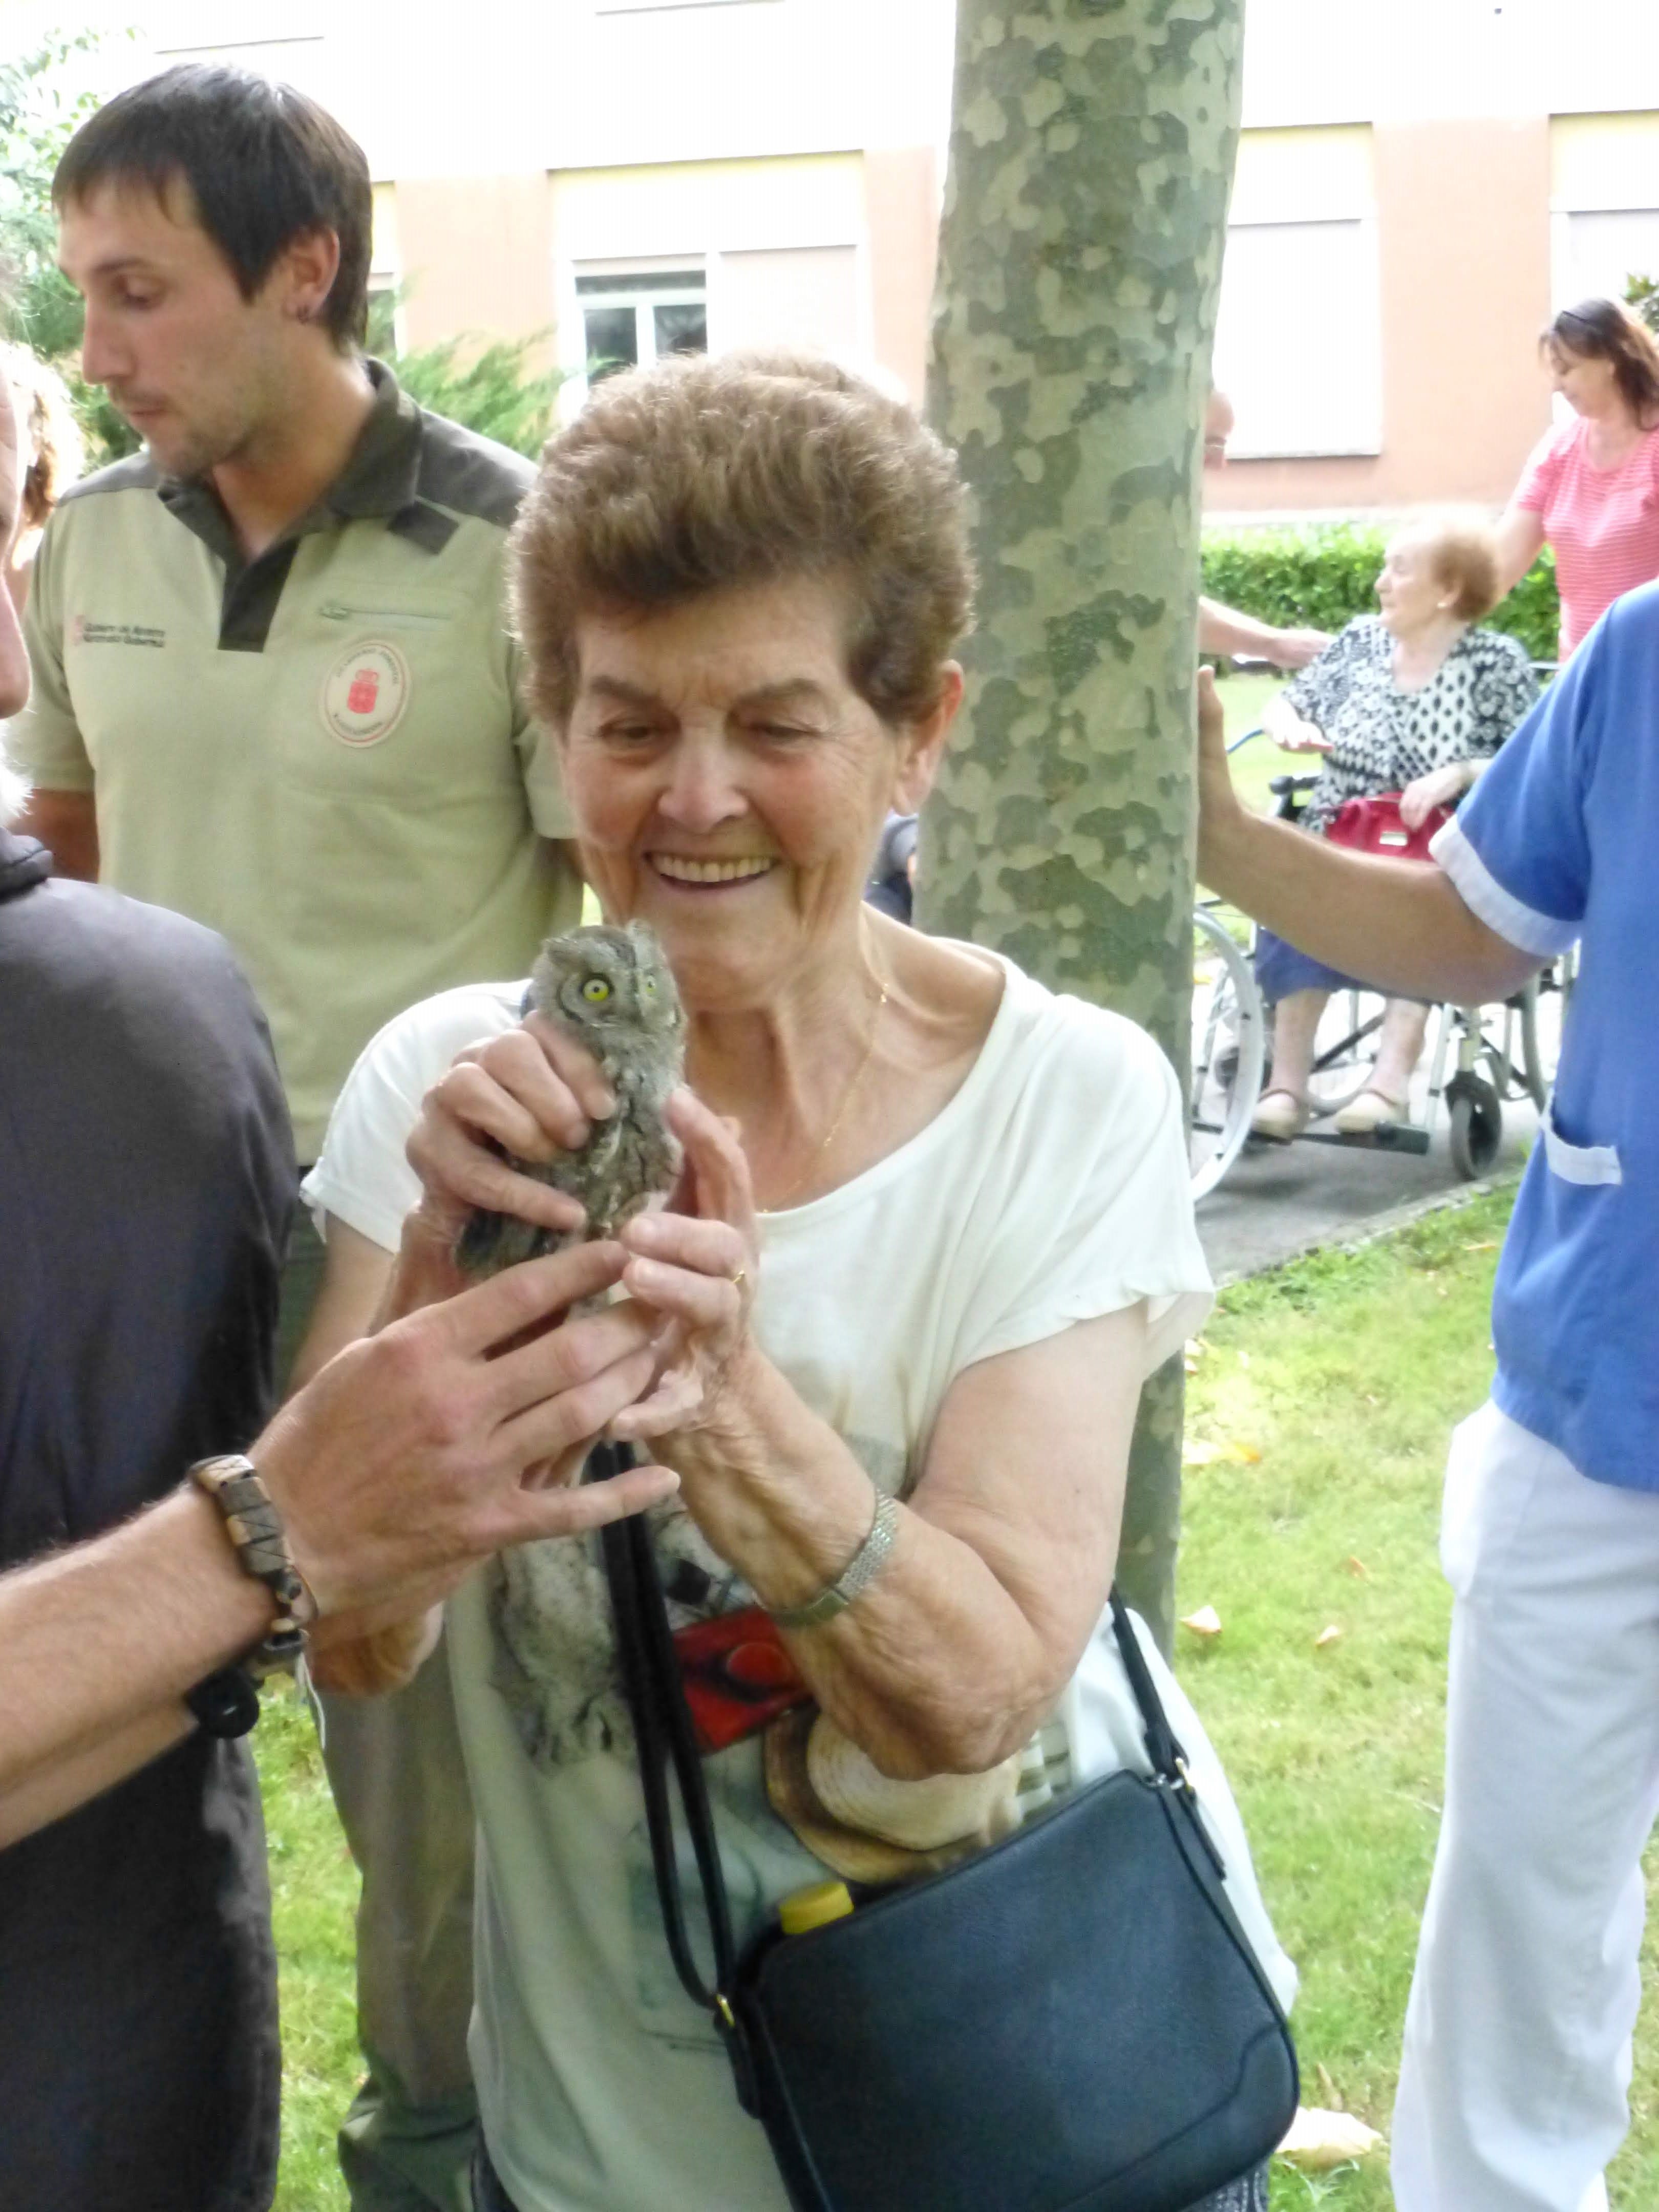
[
  {"xmin": 509, "ymin": 351, "xmax": 975, "ymax": 730},
  {"xmin": 1399, "ymin": 513, "xmax": 1501, "ymax": 623}
]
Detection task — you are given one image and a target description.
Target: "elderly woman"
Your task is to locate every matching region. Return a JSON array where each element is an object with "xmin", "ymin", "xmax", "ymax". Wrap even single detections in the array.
[
  {"xmin": 1248, "ymin": 516, "xmax": 1537, "ymax": 1139},
  {"xmin": 1492, "ymin": 297, "xmax": 1659, "ymax": 661},
  {"xmin": 302, "ymin": 354, "xmax": 1293, "ymax": 2212}
]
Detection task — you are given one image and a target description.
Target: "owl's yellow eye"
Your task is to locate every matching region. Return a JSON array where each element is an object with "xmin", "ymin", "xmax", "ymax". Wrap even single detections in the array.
[
  {"xmin": 641, "ymin": 976, "xmax": 657, "ymax": 996},
  {"xmin": 581, "ymin": 977, "xmax": 611, "ymax": 1003}
]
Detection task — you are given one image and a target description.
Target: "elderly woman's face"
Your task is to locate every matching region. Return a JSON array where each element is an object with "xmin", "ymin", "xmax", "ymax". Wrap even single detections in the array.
[
  {"xmin": 559, "ymin": 573, "xmax": 956, "ymax": 1007},
  {"xmin": 1375, "ymin": 532, "xmax": 1452, "ymax": 637}
]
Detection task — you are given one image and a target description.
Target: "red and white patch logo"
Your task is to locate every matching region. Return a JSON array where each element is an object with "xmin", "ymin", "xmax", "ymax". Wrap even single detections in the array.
[{"xmin": 320, "ymin": 640, "xmax": 411, "ymax": 747}]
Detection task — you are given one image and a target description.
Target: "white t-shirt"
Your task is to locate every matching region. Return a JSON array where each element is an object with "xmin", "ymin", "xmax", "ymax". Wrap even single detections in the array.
[{"xmin": 304, "ymin": 954, "xmax": 1294, "ymax": 2212}]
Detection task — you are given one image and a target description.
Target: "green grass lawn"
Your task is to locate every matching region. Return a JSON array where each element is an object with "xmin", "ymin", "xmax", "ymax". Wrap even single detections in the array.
[{"xmin": 256, "ymin": 1183, "xmax": 1659, "ymax": 2209}]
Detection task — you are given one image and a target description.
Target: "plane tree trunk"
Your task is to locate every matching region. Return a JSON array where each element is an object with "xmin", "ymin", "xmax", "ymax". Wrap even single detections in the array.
[{"xmin": 921, "ymin": 0, "xmax": 1243, "ymax": 1653}]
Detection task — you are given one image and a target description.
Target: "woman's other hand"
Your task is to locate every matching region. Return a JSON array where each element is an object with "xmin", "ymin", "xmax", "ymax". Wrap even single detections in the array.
[
  {"xmin": 1399, "ymin": 760, "xmax": 1473, "ymax": 831},
  {"xmin": 405, "ymin": 1014, "xmax": 616, "ymax": 1250},
  {"xmin": 610, "ymin": 1088, "xmax": 760, "ymax": 1454},
  {"xmin": 1261, "ymin": 692, "xmax": 1331, "ymax": 753}
]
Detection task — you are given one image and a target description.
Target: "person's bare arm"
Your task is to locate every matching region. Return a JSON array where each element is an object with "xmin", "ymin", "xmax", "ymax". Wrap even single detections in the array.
[
  {"xmin": 1197, "ymin": 669, "xmax": 1539, "ymax": 1005},
  {"xmin": 288, "ymin": 1215, "xmax": 395, "ymax": 1392},
  {"xmin": 9, "ymin": 788, "xmax": 98, "ymax": 879},
  {"xmin": 603, "ymin": 1096, "xmax": 1145, "ymax": 1779},
  {"xmin": 0, "ymin": 1243, "xmax": 678, "ymax": 1841},
  {"xmin": 1492, "ymin": 505, "xmax": 1546, "ymax": 603},
  {"xmin": 1199, "ymin": 598, "xmax": 1331, "ymax": 670}
]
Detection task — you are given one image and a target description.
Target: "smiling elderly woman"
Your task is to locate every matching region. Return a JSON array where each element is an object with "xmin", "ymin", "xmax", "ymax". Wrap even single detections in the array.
[{"xmin": 302, "ymin": 354, "xmax": 1294, "ymax": 2212}]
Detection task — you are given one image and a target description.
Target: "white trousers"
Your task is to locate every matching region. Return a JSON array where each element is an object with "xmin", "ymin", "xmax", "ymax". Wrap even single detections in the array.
[{"xmin": 1392, "ymin": 1401, "xmax": 1659, "ymax": 2212}]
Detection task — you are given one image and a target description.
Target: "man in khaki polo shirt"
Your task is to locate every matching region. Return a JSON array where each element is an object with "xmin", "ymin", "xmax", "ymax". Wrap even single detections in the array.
[{"xmin": 6, "ymin": 63, "xmax": 580, "ymax": 2212}]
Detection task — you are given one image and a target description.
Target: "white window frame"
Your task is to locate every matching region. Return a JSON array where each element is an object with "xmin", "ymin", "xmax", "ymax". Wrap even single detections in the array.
[
  {"xmin": 565, "ymin": 260, "xmax": 709, "ymax": 405},
  {"xmin": 1212, "ymin": 215, "xmax": 1382, "ymax": 461}
]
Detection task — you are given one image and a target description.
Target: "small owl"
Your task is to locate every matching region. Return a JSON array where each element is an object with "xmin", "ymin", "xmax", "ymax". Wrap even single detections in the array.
[{"xmin": 456, "ymin": 920, "xmax": 687, "ymax": 1278}]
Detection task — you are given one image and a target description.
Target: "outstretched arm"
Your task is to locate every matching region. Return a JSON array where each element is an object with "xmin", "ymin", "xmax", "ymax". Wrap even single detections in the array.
[
  {"xmin": 0, "ymin": 1242, "xmax": 678, "ymax": 1842},
  {"xmin": 1492, "ymin": 505, "xmax": 1546, "ymax": 604},
  {"xmin": 1198, "ymin": 597, "xmax": 1331, "ymax": 671},
  {"xmin": 1196, "ymin": 669, "xmax": 1539, "ymax": 1006}
]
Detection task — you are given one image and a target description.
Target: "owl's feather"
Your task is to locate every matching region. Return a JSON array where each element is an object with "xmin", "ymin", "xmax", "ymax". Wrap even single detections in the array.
[
  {"xmin": 459, "ymin": 923, "xmax": 688, "ymax": 1762},
  {"xmin": 455, "ymin": 921, "xmax": 687, "ymax": 1278}
]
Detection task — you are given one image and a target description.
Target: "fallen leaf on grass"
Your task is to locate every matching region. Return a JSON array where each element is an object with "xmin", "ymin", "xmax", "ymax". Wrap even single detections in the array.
[
  {"xmin": 1315, "ymin": 2063, "xmax": 1341, "ymax": 2108},
  {"xmin": 1314, "ymin": 1623, "xmax": 1344, "ymax": 1648},
  {"xmin": 1179, "ymin": 1606, "xmax": 1223, "ymax": 1640},
  {"xmin": 1182, "ymin": 1438, "xmax": 1262, "ymax": 1467},
  {"xmin": 1345, "ymin": 1556, "xmax": 1369, "ymax": 1579},
  {"xmin": 1277, "ymin": 2107, "xmax": 1383, "ymax": 2168}
]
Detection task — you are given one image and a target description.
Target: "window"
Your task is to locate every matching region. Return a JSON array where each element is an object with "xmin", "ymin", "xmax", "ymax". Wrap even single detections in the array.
[
  {"xmin": 576, "ymin": 268, "xmax": 708, "ymax": 384},
  {"xmin": 1551, "ymin": 113, "xmax": 1659, "ymax": 310},
  {"xmin": 1211, "ymin": 221, "xmax": 1382, "ymax": 459},
  {"xmin": 1211, "ymin": 126, "xmax": 1381, "ymax": 460}
]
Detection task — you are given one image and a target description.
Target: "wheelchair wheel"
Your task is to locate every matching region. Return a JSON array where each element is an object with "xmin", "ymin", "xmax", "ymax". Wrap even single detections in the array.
[
  {"xmin": 1448, "ymin": 1072, "xmax": 1503, "ymax": 1180},
  {"xmin": 1190, "ymin": 908, "xmax": 1266, "ymax": 1200},
  {"xmin": 1518, "ymin": 943, "xmax": 1579, "ymax": 1109}
]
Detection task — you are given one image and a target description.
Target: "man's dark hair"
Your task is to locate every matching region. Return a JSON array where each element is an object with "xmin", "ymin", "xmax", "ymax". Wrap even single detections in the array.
[{"xmin": 53, "ymin": 65, "xmax": 372, "ymax": 350}]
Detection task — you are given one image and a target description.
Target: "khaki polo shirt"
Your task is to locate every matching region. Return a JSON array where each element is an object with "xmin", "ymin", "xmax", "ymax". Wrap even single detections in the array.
[{"xmin": 9, "ymin": 363, "xmax": 578, "ymax": 1157}]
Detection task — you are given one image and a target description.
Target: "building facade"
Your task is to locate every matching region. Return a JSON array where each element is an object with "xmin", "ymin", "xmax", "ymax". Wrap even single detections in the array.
[
  {"xmin": 81, "ymin": 0, "xmax": 953, "ymax": 411},
  {"xmin": 1211, "ymin": 0, "xmax": 1659, "ymax": 520},
  {"xmin": 52, "ymin": 0, "xmax": 1659, "ymax": 517}
]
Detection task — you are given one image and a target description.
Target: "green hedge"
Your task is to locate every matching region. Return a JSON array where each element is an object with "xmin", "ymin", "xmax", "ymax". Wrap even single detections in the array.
[{"xmin": 1201, "ymin": 522, "xmax": 1560, "ymax": 665}]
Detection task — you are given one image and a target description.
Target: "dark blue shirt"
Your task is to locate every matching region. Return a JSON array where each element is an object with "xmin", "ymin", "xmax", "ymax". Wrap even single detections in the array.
[{"xmin": 0, "ymin": 831, "xmax": 294, "ymax": 2209}]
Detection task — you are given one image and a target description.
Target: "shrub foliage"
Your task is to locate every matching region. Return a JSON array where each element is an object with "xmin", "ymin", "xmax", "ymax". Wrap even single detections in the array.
[{"xmin": 1201, "ymin": 522, "xmax": 1561, "ymax": 664}]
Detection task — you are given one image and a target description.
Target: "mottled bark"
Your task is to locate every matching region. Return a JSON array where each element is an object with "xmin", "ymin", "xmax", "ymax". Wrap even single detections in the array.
[{"xmin": 921, "ymin": 0, "xmax": 1242, "ymax": 1653}]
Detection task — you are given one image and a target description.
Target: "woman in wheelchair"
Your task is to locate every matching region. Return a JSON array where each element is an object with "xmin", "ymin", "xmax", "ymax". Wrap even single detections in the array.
[{"xmin": 1249, "ymin": 516, "xmax": 1538, "ymax": 1139}]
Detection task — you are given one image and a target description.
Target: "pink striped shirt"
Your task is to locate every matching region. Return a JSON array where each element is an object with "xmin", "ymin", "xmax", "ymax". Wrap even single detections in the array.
[{"xmin": 1514, "ymin": 416, "xmax": 1659, "ymax": 656}]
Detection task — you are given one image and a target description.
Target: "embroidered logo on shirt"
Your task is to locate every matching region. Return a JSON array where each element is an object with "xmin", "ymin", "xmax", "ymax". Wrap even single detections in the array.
[
  {"xmin": 70, "ymin": 615, "xmax": 166, "ymax": 648},
  {"xmin": 320, "ymin": 640, "xmax": 411, "ymax": 747}
]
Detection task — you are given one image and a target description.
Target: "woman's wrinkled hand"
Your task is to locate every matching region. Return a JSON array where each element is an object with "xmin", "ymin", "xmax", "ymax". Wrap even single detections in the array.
[
  {"xmin": 608, "ymin": 1089, "xmax": 761, "ymax": 1455},
  {"xmin": 1399, "ymin": 761, "xmax": 1471, "ymax": 831},
  {"xmin": 405, "ymin": 1014, "xmax": 616, "ymax": 1250}
]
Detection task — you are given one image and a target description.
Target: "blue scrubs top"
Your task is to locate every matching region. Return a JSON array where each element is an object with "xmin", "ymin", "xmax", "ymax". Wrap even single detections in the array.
[{"xmin": 1431, "ymin": 581, "xmax": 1659, "ymax": 1491}]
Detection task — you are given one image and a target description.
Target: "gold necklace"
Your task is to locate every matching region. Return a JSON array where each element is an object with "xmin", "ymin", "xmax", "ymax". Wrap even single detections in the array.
[{"xmin": 760, "ymin": 976, "xmax": 889, "ymax": 1214}]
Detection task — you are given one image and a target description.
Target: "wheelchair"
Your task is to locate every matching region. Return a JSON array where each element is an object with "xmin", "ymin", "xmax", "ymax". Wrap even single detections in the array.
[{"xmin": 1190, "ymin": 733, "xmax": 1575, "ymax": 1199}]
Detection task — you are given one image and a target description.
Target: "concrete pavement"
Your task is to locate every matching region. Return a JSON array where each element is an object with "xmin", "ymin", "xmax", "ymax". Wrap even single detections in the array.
[{"xmin": 1196, "ymin": 1083, "xmax": 1535, "ymax": 1286}]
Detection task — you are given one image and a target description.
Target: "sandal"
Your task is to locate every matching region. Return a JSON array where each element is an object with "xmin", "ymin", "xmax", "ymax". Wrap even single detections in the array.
[
  {"xmin": 1333, "ymin": 1088, "xmax": 1408, "ymax": 1135},
  {"xmin": 1250, "ymin": 1089, "xmax": 1310, "ymax": 1141}
]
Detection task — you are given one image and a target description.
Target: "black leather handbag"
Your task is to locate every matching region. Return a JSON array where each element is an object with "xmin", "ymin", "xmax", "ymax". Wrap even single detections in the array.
[{"xmin": 598, "ymin": 1473, "xmax": 1300, "ymax": 2212}]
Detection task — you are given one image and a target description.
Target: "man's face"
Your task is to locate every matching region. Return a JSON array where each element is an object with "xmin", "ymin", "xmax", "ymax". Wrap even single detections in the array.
[{"xmin": 57, "ymin": 179, "xmax": 292, "ymax": 482}]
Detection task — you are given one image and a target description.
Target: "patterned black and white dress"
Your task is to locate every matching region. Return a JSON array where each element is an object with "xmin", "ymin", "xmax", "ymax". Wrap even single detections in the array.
[
  {"xmin": 1257, "ymin": 618, "xmax": 1538, "ymax": 1001},
  {"xmin": 1284, "ymin": 616, "xmax": 1537, "ymax": 838}
]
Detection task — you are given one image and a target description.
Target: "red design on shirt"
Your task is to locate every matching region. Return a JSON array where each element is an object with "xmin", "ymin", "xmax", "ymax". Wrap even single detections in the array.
[{"xmin": 347, "ymin": 667, "xmax": 381, "ymax": 714}]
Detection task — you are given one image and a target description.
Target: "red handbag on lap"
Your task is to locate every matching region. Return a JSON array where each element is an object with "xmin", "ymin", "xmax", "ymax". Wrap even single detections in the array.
[{"xmin": 1324, "ymin": 791, "xmax": 1452, "ymax": 863}]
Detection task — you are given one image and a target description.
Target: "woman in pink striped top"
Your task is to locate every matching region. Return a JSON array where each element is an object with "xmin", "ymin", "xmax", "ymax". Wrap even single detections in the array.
[{"xmin": 1493, "ymin": 299, "xmax": 1659, "ymax": 658}]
